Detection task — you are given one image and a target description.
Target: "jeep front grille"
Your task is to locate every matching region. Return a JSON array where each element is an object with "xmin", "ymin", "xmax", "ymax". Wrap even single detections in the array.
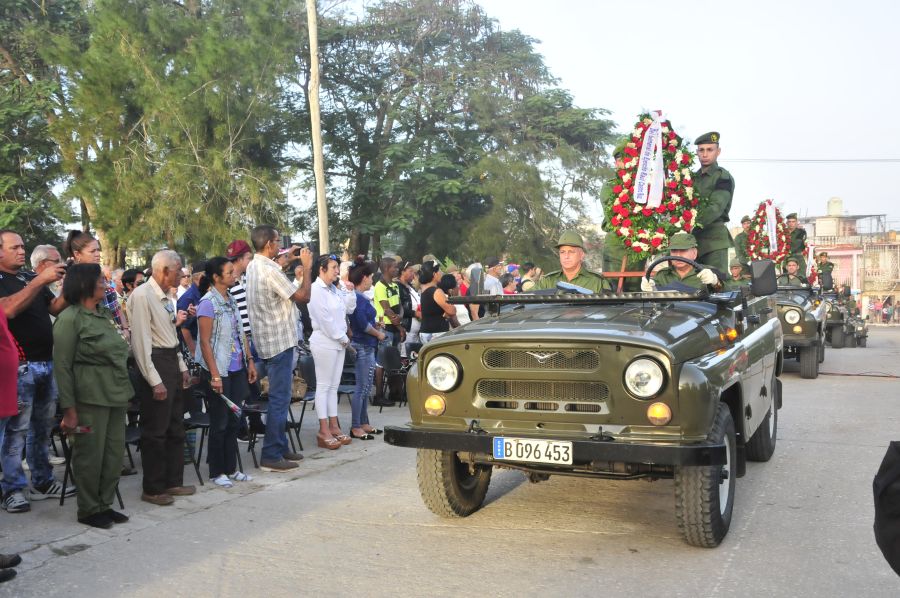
[
  {"xmin": 477, "ymin": 379, "xmax": 609, "ymax": 402},
  {"xmin": 482, "ymin": 349, "xmax": 600, "ymax": 371}
]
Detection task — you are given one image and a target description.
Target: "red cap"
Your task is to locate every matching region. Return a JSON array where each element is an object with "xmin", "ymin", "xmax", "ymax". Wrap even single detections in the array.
[{"xmin": 226, "ymin": 240, "xmax": 251, "ymax": 259}]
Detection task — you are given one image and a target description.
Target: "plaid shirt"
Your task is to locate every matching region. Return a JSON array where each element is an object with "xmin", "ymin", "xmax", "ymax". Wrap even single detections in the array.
[
  {"xmin": 102, "ymin": 282, "xmax": 124, "ymax": 329},
  {"xmin": 245, "ymin": 254, "xmax": 298, "ymax": 359}
]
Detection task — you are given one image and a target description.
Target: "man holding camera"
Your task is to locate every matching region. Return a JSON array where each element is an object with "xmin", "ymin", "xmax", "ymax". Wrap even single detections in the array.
[{"xmin": 246, "ymin": 225, "xmax": 313, "ymax": 472}]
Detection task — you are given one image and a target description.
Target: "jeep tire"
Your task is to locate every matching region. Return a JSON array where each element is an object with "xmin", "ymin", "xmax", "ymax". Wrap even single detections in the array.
[
  {"xmin": 847, "ymin": 333, "xmax": 857, "ymax": 348},
  {"xmin": 674, "ymin": 404, "xmax": 736, "ymax": 548},
  {"xmin": 746, "ymin": 374, "xmax": 778, "ymax": 462},
  {"xmin": 831, "ymin": 327, "xmax": 844, "ymax": 348},
  {"xmin": 799, "ymin": 345, "xmax": 818, "ymax": 379},
  {"xmin": 416, "ymin": 449, "xmax": 492, "ymax": 518},
  {"xmin": 859, "ymin": 336, "xmax": 867, "ymax": 348}
]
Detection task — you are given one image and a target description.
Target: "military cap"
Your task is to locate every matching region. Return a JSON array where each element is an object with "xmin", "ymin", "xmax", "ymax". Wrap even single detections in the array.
[
  {"xmin": 612, "ymin": 139, "xmax": 628, "ymax": 159},
  {"xmin": 740, "ymin": 215, "xmax": 751, "ymax": 224},
  {"xmin": 668, "ymin": 232, "xmax": 698, "ymax": 250},
  {"xmin": 556, "ymin": 230, "xmax": 585, "ymax": 249},
  {"xmin": 785, "ymin": 255, "xmax": 800, "ymax": 266},
  {"xmin": 818, "ymin": 251, "xmax": 829, "ymax": 257},
  {"xmin": 786, "ymin": 213, "xmax": 798, "ymax": 220},
  {"xmin": 694, "ymin": 131, "xmax": 720, "ymax": 145},
  {"xmin": 729, "ymin": 259, "xmax": 743, "ymax": 269}
]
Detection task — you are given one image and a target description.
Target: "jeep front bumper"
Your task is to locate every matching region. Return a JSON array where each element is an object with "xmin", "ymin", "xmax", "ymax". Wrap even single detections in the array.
[{"xmin": 384, "ymin": 426, "xmax": 726, "ymax": 466}]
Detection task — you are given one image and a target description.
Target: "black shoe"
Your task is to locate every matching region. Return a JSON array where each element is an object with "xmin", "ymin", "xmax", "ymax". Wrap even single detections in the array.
[
  {"xmin": 78, "ymin": 512, "xmax": 113, "ymax": 529},
  {"xmin": 0, "ymin": 568, "xmax": 16, "ymax": 583},
  {"xmin": 373, "ymin": 399, "xmax": 396, "ymax": 407},
  {"xmin": 120, "ymin": 466, "xmax": 138, "ymax": 476},
  {"xmin": 0, "ymin": 554, "xmax": 21, "ymax": 569},
  {"xmin": 105, "ymin": 509, "xmax": 129, "ymax": 524}
]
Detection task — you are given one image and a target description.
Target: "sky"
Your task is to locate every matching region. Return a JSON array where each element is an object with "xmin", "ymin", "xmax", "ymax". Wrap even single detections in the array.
[{"xmin": 476, "ymin": 0, "xmax": 900, "ymax": 231}]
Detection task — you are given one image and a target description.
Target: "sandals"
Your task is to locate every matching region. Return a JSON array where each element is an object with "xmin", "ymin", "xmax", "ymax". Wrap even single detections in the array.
[
  {"xmin": 350, "ymin": 430, "xmax": 375, "ymax": 440},
  {"xmin": 317, "ymin": 435, "xmax": 342, "ymax": 450},
  {"xmin": 362, "ymin": 428, "xmax": 383, "ymax": 435},
  {"xmin": 212, "ymin": 474, "xmax": 234, "ymax": 488},
  {"xmin": 335, "ymin": 433, "xmax": 352, "ymax": 446}
]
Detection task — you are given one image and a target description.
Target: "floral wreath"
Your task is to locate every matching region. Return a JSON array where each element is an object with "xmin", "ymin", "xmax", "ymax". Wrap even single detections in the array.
[
  {"xmin": 602, "ymin": 113, "xmax": 699, "ymax": 260},
  {"xmin": 747, "ymin": 199, "xmax": 790, "ymax": 265}
]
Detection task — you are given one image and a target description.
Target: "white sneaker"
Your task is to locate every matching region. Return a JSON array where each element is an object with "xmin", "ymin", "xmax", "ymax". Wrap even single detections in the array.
[
  {"xmin": 49, "ymin": 455, "xmax": 66, "ymax": 466},
  {"xmin": 26, "ymin": 480, "xmax": 76, "ymax": 501},
  {"xmin": 229, "ymin": 471, "xmax": 253, "ymax": 482},
  {"xmin": 212, "ymin": 474, "xmax": 233, "ymax": 488}
]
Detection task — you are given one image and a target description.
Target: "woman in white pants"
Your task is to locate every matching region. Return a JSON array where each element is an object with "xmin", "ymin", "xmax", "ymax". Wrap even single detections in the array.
[{"xmin": 308, "ymin": 255, "xmax": 351, "ymax": 450}]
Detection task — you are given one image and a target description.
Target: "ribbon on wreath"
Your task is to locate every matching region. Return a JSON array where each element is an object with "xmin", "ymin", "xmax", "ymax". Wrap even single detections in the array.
[
  {"xmin": 765, "ymin": 201, "xmax": 779, "ymax": 255},
  {"xmin": 806, "ymin": 244, "xmax": 815, "ymax": 279},
  {"xmin": 633, "ymin": 111, "xmax": 664, "ymax": 208}
]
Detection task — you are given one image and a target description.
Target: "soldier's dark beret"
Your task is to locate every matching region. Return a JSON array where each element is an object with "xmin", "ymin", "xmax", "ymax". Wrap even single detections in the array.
[{"xmin": 695, "ymin": 131, "xmax": 720, "ymax": 145}]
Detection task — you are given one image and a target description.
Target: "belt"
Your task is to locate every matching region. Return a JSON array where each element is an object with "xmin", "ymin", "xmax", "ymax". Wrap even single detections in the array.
[{"xmin": 150, "ymin": 347, "xmax": 179, "ymax": 355}]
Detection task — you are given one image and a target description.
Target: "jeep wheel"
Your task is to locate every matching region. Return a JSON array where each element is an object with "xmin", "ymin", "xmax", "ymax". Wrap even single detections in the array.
[
  {"xmin": 746, "ymin": 375, "xmax": 778, "ymax": 462},
  {"xmin": 674, "ymin": 404, "xmax": 736, "ymax": 548},
  {"xmin": 831, "ymin": 327, "xmax": 844, "ymax": 348},
  {"xmin": 416, "ymin": 449, "xmax": 492, "ymax": 518},
  {"xmin": 847, "ymin": 333, "xmax": 857, "ymax": 348},
  {"xmin": 859, "ymin": 336, "xmax": 867, "ymax": 348},
  {"xmin": 799, "ymin": 345, "xmax": 818, "ymax": 379}
]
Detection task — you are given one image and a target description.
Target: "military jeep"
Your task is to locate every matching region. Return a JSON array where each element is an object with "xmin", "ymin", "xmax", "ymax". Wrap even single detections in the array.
[
  {"xmin": 775, "ymin": 285, "xmax": 826, "ymax": 379},
  {"xmin": 848, "ymin": 314, "xmax": 868, "ymax": 348},
  {"xmin": 822, "ymin": 293, "xmax": 853, "ymax": 349},
  {"xmin": 385, "ymin": 258, "xmax": 784, "ymax": 548}
]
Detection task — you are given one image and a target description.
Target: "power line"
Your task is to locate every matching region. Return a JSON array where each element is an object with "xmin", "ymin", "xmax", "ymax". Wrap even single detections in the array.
[{"xmin": 721, "ymin": 158, "xmax": 900, "ymax": 164}]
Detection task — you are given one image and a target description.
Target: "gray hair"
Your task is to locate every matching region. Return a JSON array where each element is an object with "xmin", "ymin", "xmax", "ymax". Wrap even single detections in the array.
[
  {"xmin": 30, "ymin": 245, "xmax": 60, "ymax": 268},
  {"xmin": 150, "ymin": 250, "xmax": 182, "ymax": 273}
]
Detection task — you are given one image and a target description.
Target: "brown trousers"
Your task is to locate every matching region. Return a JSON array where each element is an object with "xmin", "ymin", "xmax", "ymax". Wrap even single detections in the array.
[{"xmin": 139, "ymin": 348, "xmax": 185, "ymax": 495}]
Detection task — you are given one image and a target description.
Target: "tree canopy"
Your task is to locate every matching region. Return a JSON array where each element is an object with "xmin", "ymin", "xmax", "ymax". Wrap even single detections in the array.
[{"xmin": 1, "ymin": 0, "xmax": 615, "ymax": 267}]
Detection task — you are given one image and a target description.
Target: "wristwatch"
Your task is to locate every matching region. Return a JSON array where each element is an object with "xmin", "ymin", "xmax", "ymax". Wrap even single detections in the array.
[{"xmin": 212, "ymin": 377, "xmax": 222, "ymax": 382}]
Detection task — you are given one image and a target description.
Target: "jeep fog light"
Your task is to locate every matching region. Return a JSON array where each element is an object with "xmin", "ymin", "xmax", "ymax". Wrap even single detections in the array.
[
  {"xmin": 624, "ymin": 358, "xmax": 665, "ymax": 398},
  {"xmin": 784, "ymin": 309, "xmax": 801, "ymax": 324},
  {"xmin": 426, "ymin": 355, "xmax": 460, "ymax": 391},
  {"xmin": 424, "ymin": 395, "xmax": 446, "ymax": 416},
  {"xmin": 792, "ymin": 325, "xmax": 803, "ymax": 334},
  {"xmin": 646, "ymin": 402, "xmax": 672, "ymax": 426}
]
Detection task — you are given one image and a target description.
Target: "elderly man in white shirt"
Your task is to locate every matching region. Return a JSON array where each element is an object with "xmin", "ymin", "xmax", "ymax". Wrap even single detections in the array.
[{"xmin": 245, "ymin": 225, "xmax": 313, "ymax": 472}]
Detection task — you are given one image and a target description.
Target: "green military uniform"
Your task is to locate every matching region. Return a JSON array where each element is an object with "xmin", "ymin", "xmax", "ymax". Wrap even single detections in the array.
[
  {"xmin": 724, "ymin": 258, "xmax": 750, "ymax": 291},
  {"xmin": 538, "ymin": 230, "xmax": 611, "ymax": 293},
  {"xmin": 816, "ymin": 254, "xmax": 835, "ymax": 290},
  {"xmin": 776, "ymin": 273, "xmax": 808, "ymax": 286},
  {"xmin": 843, "ymin": 295, "xmax": 858, "ymax": 316},
  {"xmin": 53, "ymin": 304, "xmax": 133, "ymax": 520},
  {"xmin": 732, "ymin": 215, "xmax": 751, "ymax": 274},
  {"xmin": 693, "ymin": 132, "xmax": 734, "ymax": 273},
  {"xmin": 786, "ymin": 213, "xmax": 807, "ymax": 275},
  {"xmin": 651, "ymin": 232, "xmax": 724, "ymax": 291}
]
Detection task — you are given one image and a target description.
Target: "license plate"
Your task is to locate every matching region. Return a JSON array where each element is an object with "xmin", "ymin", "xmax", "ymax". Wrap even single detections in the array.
[{"xmin": 492, "ymin": 437, "xmax": 573, "ymax": 465}]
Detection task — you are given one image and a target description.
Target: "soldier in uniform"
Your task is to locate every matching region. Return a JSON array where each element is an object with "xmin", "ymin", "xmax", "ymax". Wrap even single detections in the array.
[
  {"xmin": 816, "ymin": 251, "xmax": 835, "ymax": 290},
  {"xmin": 733, "ymin": 215, "xmax": 751, "ymax": 273},
  {"xmin": 724, "ymin": 258, "xmax": 750, "ymax": 291},
  {"xmin": 641, "ymin": 232, "xmax": 724, "ymax": 292},
  {"xmin": 776, "ymin": 256, "xmax": 808, "ymax": 286},
  {"xmin": 785, "ymin": 213, "xmax": 807, "ymax": 275},
  {"xmin": 601, "ymin": 146, "xmax": 644, "ymax": 291},
  {"xmin": 841, "ymin": 285, "xmax": 859, "ymax": 316},
  {"xmin": 693, "ymin": 132, "xmax": 735, "ymax": 273},
  {"xmin": 537, "ymin": 231, "xmax": 610, "ymax": 293}
]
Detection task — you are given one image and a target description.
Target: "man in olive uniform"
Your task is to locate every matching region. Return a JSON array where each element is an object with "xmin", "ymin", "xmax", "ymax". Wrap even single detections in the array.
[
  {"xmin": 815, "ymin": 252, "xmax": 835, "ymax": 290},
  {"xmin": 537, "ymin": 231, "xmax": 610, "ymax": 293},
  {"xmin": 841, "ymin": 285, "xmax": 859, "ymax": 316},
  {"xmin": 776, "ymin": 256, "xmax": 808, "ymax": 286},
  {"xmin": 601, "ymin": 146, "xmax": 645, "ymax": 291},
  {"xmin": 786, "ymin": 213, "xmax": 807, "ymax": 275},
  {"xmin": 641, "ymin": 232, "xmax": 724, "ymax": 292},
  {"xmin": 724, "ymin": 259, "xmax": 750, "ymax": 291},
  {"xmin": 733, "ymin": 215, "xmax": 751, "ymax": 273},
  {"xmin": 693, "ymin": 132, "xmax": 735, "ymax": 273}
]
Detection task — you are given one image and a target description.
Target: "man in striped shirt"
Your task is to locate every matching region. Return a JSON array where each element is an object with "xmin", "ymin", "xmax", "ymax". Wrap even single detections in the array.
[
  {"xmin": 245, "ymin": 226, "xmax": 313, "ymax": 472},
  {"xmin": 225, "ymin": 240, "xmax": 253, "ymax": 338}
]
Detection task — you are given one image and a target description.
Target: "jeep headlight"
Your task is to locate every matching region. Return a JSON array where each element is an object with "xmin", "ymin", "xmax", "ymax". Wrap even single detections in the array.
[
  {"xmin": 856, "ymin": 325, "xmax": 864, "ymax": 332},
  {"xmin": 426, "ymin": 355, "xmax": 460, "ymax": 392},
  {"xmin": 624, "ymin": 358, "xmax": 665, "ymax": 399},
  {"xmin": 784, "ymin": 309, "xmax": 801, "ymax": 325}
]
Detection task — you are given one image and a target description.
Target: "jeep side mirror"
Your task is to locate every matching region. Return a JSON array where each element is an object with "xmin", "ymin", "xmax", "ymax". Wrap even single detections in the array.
[{"xmin": 750, "ymin": 260, "xmax": 777, "ymax": 296}]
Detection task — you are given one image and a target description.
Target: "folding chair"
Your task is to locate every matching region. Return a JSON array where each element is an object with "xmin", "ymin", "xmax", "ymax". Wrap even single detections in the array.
[
  {"xmin": 377, "ymin": 345, "xmax": 404, "ymax": 413},
  {"xmin": 242, "ymin": 400, "xmax": 268, "ymax": 468},
  {"xmin": 184, "ymin": 410, "xmax": 210, "ymax": 485},
  {"xmin": 288, "ymin": 355, "xmax": 317, "ymax": 451},
  {"xmin": 337, "ymin": 350, "xmax": 357, "ymax": 403}
]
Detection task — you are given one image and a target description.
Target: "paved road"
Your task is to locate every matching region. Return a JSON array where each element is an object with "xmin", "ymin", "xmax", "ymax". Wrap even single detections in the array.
[{"xmin": 3, "ymin": 328, "xmax": 900, "ymax": 597}]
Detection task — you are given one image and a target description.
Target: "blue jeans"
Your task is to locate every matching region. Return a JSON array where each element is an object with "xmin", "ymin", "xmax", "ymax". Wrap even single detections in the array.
[
  {"xmin": 260, "ymin": 348, "xmax": 294, "ymax": 462},
  {"xmin": 1, "ymin": 361, "xmax": 58, "ymax": 494},
  {"xmin": 351, "ymin": 344, "xmax": 375, "ymax": 428}
]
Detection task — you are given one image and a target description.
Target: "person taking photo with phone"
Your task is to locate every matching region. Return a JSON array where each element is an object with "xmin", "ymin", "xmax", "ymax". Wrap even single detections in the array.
[{"xmin": 53, "ymin": 264, "xmax": 133, "ymax": 529}]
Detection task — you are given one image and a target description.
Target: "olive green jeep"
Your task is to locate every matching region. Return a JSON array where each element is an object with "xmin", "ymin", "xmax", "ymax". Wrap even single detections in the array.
[
  {"xmin": 775, "ymin": 285, "xmax": 826, "ymax": 379},
  {"xmin": 822, "ymin": 293, "xmax": 854, "ymax": 349},
  {"xmin": 847, "ymin": 314, "xmax": 869, "ymax": 348},
  {"xmin": 385, "ymin": 258, "xmax": 784, "ymax": 548}
]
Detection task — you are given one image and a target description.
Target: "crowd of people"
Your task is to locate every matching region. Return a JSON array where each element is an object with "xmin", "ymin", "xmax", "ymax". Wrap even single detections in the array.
[{"xmin": 0, "ymin": 222, "xmax": 571, "ymax": 570}]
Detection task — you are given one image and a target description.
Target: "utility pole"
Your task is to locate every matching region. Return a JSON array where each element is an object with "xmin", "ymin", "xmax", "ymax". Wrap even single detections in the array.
[{"xmin": 306, "ymin": 0, "xmax": 329, "ymax": 252}]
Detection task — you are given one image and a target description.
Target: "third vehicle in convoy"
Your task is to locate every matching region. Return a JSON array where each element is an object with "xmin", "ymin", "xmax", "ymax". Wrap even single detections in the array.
[{"xmin": 775, "ymin": 283, "xmax": 827, "ymax": 379}]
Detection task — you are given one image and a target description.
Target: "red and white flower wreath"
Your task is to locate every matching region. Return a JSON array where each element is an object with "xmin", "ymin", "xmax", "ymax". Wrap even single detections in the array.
[
  {"xmin": 603, "ymin": 113, "xmax": 700, "ymax": 260},
  {"xmin": 746, "ymin": 199, "xmax": 790, "ymax": 265}
]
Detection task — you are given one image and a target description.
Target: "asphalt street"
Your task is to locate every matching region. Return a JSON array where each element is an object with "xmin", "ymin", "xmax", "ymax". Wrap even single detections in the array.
[{"xmin": 2, "ymin": 328, "xmax": 900, "ymax": 597}]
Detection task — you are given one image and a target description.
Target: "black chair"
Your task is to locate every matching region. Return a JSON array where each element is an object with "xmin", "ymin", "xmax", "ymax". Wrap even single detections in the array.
[
  {"xmin": 184, "ymin": 410, "xmax": 210, "ymax": 486},
  {"xmin": 242, "ymin": 400, "xmax": 268, "ymax": 468},
  {"xmin": 288, "ymin": 356, "xmax": 318, "ymax": 450},
  {"xmin": 337, "ymin": 350, "xmax": 357, "ymax": 403},
  {"xmin": 59, "ymin": 432, "xmax": 124, "ymax": 509},
  {"xmin": 377, "ymin": 345, "xmax": 404, "ymax": 413}
]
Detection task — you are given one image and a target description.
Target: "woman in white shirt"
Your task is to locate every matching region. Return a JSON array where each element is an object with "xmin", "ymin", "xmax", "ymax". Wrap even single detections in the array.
[{"xmin": 308, "ymin": 255, "xmax": 352, "ymax": 450}]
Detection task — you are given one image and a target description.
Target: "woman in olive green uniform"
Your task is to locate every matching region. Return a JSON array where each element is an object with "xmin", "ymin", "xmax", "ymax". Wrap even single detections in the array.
[{"xmin": 54, "ymin": 264, "xmax": 133, "ymax": 529}]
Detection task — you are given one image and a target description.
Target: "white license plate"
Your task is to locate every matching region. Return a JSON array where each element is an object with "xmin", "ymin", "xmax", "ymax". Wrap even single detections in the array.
[{"xmin": 492, "ymin": 437, "xmax": 573, "ymax": 465}]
